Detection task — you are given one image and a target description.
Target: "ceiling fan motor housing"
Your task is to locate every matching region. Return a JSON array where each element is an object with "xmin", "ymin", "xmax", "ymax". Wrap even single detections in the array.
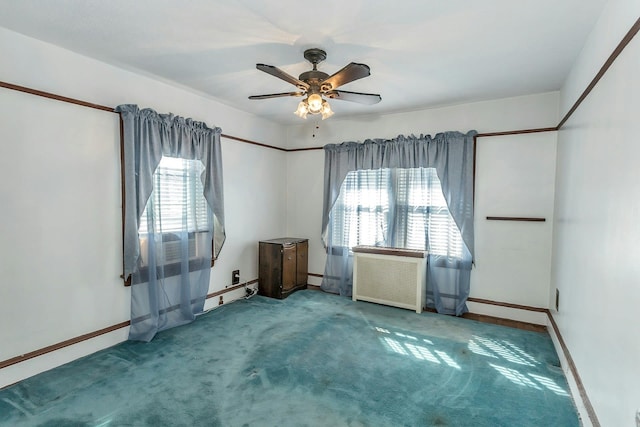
[
  {"xmin": 300, "ymin": 48, "xmax": 329, "ymax": 92},
  {"xmin": 299, "ymin": 70, "xmax": 329, "ymax": 85}
]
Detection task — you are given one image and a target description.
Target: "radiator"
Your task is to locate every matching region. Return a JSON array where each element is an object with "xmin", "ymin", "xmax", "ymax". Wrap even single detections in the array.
[{"xmin": 352, "ymin": 246, "xmax": 427, "ymax": 313}]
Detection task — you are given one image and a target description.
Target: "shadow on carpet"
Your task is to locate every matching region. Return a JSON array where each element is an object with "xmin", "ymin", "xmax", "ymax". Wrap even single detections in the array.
[{"xmin": 0, "ymin": 290, "xmax": 579, "ymax": 426}]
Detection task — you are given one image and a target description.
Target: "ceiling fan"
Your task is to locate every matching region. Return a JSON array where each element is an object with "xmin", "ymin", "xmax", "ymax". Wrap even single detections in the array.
[{"xmin": 249, "ymin": 48, "xmax": 382, "ymax": 120}]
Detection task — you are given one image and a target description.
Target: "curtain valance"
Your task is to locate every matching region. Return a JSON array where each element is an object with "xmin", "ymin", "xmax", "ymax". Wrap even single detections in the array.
[
  {"xmin": 321, "ymin": 131, "xmax": 477, "ymax": 259},
  {"xmin": 116, "ymin": 104, "xmax": 225, "ymax": 279}
]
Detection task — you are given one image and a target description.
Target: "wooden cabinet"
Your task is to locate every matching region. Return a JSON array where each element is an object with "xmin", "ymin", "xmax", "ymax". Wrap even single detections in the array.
[{"xmin": 259, "ymin": 238, "xmax": 308, "ymax": 299}]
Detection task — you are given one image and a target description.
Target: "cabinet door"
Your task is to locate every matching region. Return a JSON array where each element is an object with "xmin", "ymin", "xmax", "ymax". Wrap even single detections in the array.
[
  {"xmin": 259, "ymin": 242, "xmax": 282, "ymax": 298},
  {"xmin": 281, "ymin": 244, "xmax": 296, "ymax": 292},
  {"xmin": 296, "ymin": 241, "xmax": 308, "ymax": 286}
]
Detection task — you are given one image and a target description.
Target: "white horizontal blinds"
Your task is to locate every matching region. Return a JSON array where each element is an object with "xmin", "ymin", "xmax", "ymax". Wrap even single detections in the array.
[
  {"xmin": 394, "ymin": 168, "xmax": 464, "ymax": 257},
  {"xmin": 139, "ymin": 156, "xmax": 209, "ymax": 235},
  {"xmin": 330, "ymin": 167, "xmax": 464, "ymax": 257},
  {"xmin": 330, "ymin": 169, "xmax": 390, "ymax": 248},
  {"xmin": 394, "ymin": 168, "xmax": 430, "ymax": 250}
]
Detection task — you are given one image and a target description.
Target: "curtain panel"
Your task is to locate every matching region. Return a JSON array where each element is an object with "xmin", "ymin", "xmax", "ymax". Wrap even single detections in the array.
[
  {"xmin": 117, "ymin": 104, "xmax": 225, "ymax": 341},
  {"xmin": 321, "ymin": 131, "xmax": 476, "ymax": 315},
  {"xmin": 117, "ymin": 104, "xmax": 226, "ymax": 279}
]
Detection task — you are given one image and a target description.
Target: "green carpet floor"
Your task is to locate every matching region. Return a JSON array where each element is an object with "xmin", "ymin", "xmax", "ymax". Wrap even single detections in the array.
[{"xmin": 0, "ymin": 290, "xmax": 579, "ymax": 426}]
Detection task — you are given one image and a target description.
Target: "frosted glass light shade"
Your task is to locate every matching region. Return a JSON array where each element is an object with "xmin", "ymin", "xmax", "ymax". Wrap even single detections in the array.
[
  {"xmin": 321, "ymin": 101, "xmax": 334, "ymax": 120},
  {"xmin": 307, "ymin": 94, "xmax": 323, "ymax": 113},
  {"xmin": 294, "ymin": 101, "xmax": 308, "ymax": 119}
]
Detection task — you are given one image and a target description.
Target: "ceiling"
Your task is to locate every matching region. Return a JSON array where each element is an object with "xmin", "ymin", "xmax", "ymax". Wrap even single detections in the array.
[{"xmin": 0, "ymin": 0, "xmax": 607, "ymax": 125}]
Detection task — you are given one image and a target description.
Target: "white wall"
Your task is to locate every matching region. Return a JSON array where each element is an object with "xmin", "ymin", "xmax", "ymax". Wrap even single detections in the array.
[
  {"xmin": 472, "ymin": 132, "xmax": 557, "ymax": 320},
  {"xmin": 285, "ymin": 92, "xmax": 559, "ymax": 324},
  {"xmin": 0, "ymin": 27, "xmax": 287, "ymax": 388},
  {"xmin": 552, "ymin": 1, "xmax": 640, "ymax": 426}
]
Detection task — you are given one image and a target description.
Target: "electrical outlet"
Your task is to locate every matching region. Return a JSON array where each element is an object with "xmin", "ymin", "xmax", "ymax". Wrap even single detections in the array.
[
  {"xmin": 232, "ymin": 270, "xmax": 240, "ymax": 285},
  {"xmin": 219, "ymin": 295, "xmax": 223, "ymax": 305}
]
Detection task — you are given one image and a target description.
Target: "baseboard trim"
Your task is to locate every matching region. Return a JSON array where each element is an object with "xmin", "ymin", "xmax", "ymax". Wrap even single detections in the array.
[
  {"xmin": 1, "ymin": 284, "xmax": 600, "ymax": 426},
  {"xmin": 0, "ymin": 321, "xmax": 131, "ymax": 370},
  {"xmin": 546, "ymin": 311, "xmax": 600, "ymax": 427},
  {"xmin": 0, "ymin": 280, "xmax": 259, "ymax": 372},
  {"xmin": 470, "ymin": 297, "xmax": 599, "ymax": 426}
]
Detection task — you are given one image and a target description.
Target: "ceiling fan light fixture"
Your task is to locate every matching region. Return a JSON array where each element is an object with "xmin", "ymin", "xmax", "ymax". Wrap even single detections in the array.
[
  {"xmin": 252, "ymin": 48, "xmax": 381, "ymax": 121},
  {"xmin": 294, "ymin": 101, "xmax": 308, "ymax": 119},
  {"xmin": 307, "ymin": 93, "xmax": 323, "ymax": 114},
  {"xmin": 321, "ymin": 100, "xmax": 334, "ymax": 120}
]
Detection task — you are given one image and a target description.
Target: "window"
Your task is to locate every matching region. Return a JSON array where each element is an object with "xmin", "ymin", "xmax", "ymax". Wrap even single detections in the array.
[
  {"xmin": 330, "ymin": 169, "xmax": 391, "ymax": 248},
  {"xmin": 329, "ymin": 167, "xmax": 464, "ymax": 258},
  {"xmin": 138, "ymin": 156, "xmax": 212, "ymax": 268}
]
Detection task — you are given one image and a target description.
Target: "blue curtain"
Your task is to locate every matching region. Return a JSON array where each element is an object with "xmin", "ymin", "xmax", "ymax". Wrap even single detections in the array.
[
  {"xmin": 321, "ymin": 132, "xmax": 476, "ymax": 315},
  {"xmin": 117, "ymin": 105, "xmax": 225, "ymax": 341}
]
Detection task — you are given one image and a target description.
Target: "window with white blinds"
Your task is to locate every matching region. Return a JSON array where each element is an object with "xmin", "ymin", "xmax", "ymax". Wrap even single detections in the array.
[
  {"xmin": 330, "ymin": 169, "xmax": 391, "ymax": 249},
  {"xmin": 138, "ymin": 156, "xmax": 210, "ymax": 235},
  {"xmin": 329, "ymin": 167, "xmax": 464, "ymax": 258},
  {"xmin": 394, "ymin": 168, "xmax": 464, "ymax": 257}
]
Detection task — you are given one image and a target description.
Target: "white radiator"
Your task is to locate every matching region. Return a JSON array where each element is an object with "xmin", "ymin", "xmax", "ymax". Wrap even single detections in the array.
[{"xmin": 352, "ymin": 246, "xmax": 427, "ymax": 313}]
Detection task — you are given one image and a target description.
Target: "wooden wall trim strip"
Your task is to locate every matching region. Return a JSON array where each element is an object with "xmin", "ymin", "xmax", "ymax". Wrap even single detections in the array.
[
  {"xmin": 0, "ymin": 81, "xmax": 115, "ymax": 112},
  {"xmin": 475, "ymin": 127, "xmax": 558, "ymax": 138},
  {"xmin": 0, "ymin": 62, "xmax": 557, "ymax": 151},
  {"xmin": 286, "ymin": 126, "xmax": 560, "ymax": 153},
  {"xmin": 0, "ymin": 321, "xmax": 131, "ymax": 370},
  {"xmin": 119, "ymin": 116, "xmax": 129, "ymax": 286},
  {"xmin": 220, "ymin": 133, "xmax": 287, "ymax": 152},
  {"xmin": 0, "ymin": 280, "xmax": 258, "ymax": 371},
  {"xmin": 557, "ymin": 16, "xmax": 640, "ymax": 129},
  {"xmin": 486, "ymin": 216, "xmax": 546, "ymax": 222},
  {"xmin": 466, "ymin": 297, "xmax": 547, "ymax": 313},
  {"xmin": 1, "ymin": 21, "xmax": 636, "ymax": 417},
  {"xmin": 547, "ymin": 311, "xmax": 600, "ymax": 426},
  {"xmin": 1, "ymin": 16, "xmax": 638, "ymax": 152},
  {"xmin": 467, "ymin": 296, "xmax": 600, "ymax": 425},
  {"xmin": 0, "ymin": 282, "xmax": 600, "ymax": 427},
  {"xmin": 287, "ymin": 146, "xmax": 326, "ymax": 152},
  {"xmin": 0, "ymin": 80, "xmax": 280, "ymax": 153}
]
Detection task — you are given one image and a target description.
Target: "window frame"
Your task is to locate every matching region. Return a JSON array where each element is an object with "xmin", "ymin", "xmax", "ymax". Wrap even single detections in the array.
[
  {"xmin": 121, "ymin": 154, "xmax": 215, "ymax": 286},
  {"xmin": 327, "ymin": 167, "xmax": 465, "ymax": 258}
]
